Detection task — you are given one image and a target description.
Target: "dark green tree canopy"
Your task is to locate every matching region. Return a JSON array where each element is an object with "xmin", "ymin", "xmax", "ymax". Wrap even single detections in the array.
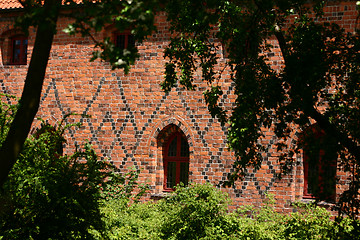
[
  {"xmin": 161, "ymin": 0, "xmax": 360, "ymax": 216},
  {"xmin": 1, "ymin": 0, "xmax": 360, "ymax": 218}
]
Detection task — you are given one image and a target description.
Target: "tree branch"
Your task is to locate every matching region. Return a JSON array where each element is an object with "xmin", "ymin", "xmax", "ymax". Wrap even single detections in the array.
[
  {"xmin": 0, "ymin": 0, "xmax": 60, "ymax": 187},
  {"xmin": 306, "ymin": 105, "xmax": 360, "ymax": 162},
  {"xmin": 274, "ymin": 25, "xmax": 289, "ymax": 65}
]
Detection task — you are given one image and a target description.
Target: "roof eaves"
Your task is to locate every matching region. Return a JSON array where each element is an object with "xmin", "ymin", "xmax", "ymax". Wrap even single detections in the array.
[{"xmin": 0, "ymin": 7, "xmax": 23, "ymax": 13}]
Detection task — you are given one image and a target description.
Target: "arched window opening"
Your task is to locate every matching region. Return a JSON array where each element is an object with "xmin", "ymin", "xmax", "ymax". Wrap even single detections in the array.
[
  {"xmin": 164, "ymin": 132, "xmax": 189, "ymax": 190},
  {"xmin": 302, "ymin": 125, "xmax": 337, "ymax": 202},
  {"xmin": 0, "ymin": 30, "xmax": 28, "ymax": 65}
]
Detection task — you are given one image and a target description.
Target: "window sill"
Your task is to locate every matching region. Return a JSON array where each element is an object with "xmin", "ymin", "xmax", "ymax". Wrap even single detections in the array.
[
  {"xmin": 3, "ymin": 63, "xmax": 27, "ymax": 67},
  {"xmin": 293, "ymin": 198, "xmax": 336, "ymax": 210},
  {"xmin": 150, "ymin": 192, "xmax": 172, "ymax": 200}
]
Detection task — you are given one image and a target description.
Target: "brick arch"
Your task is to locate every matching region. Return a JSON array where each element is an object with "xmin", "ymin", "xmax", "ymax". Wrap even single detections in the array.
[
  {"xmin": 0, "ymin": 28, "xmax": 23, "ymax": 41},
  {"xmin": 156, "ymin": 124, "xmax": 185, "ymax": 146},
  {"xmin": 0, "ymin": 28, "xmax": 27, "ymax": 65},
  {"xmin": 147, "ymin": 116, "xmax": 194, "ymax": 192},
  {"xmin": 148, "ymin": 116, "xmax": 194, "ymax": 154}
]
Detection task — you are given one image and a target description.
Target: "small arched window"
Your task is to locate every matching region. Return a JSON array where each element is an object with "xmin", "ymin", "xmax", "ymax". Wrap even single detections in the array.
[
  {"xmin": 0, "ymin": 30, "xmax": 28, "ymax": 65},
  {"xmin": 164, "ymin": 132, "xmax": 189, "ymax": 190}
]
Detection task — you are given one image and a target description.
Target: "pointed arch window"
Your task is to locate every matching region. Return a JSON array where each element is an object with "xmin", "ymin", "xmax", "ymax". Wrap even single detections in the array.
[{"xmin": 164, "ymin": 132, "xmax": 189, "ymax": 190}]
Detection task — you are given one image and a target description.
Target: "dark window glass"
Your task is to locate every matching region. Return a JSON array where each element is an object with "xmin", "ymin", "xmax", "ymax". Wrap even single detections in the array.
[
  {"xmin": 23, "ymin": 39, "xmax": 28, "ymax": 63},
  {"xmin": 116, "ymin": 35, "xmax": 126, "ymax": 49},
  {"xmin": 305, "ymin": 157, "xmax": 319, "ymax": 196},
  {"xmin": 10, "ymin": 35, "xmax": 27, "ymax": 65},
  {"xmin": 13, "ymin": 39, "xmax": 21, "ymax": 63},
  {"xmin": 180, "ymin": 137, "xmax": 189, "ymax": 157},
  {"xmin": 180, "ymin": 162, "xmax": 189, "ymax": 185},
  {"xmin": 115, "ymin": 33, "xmax": 135, "ymax": 50},
  {"xmin": 164, "ymin": 132, "xmax": 190, "ymax": 191},
  {"xmin": 168, "ymin": 137, "xmax": 177, "ymax": 156},
  {"xmin": 303, "ymin": 126, "xmax": 337, "ymax": 202},
  {"xmin": 166, "ymin": 162, "xmax": 176, "ymax": 189},
  {"xmin": 128, "ymin": 34, "xmax": 135, "ymax": 48}
]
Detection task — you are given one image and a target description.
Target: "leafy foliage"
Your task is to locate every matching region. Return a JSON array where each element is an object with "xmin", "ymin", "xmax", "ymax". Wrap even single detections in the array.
[
  {"xmin": 62, "ymin": 0, "xmax": 159, "ymax": 72},
  {"xmin": 159, "ymin": 183, "xmax": 234, "ymax": 240},
  {"xmin": 234, "ymin": 194, "xmax": 286, "ymax": 239},
  {"xmin": 0, "ymin": 135, "xmax": 104, "ymax": 238},
  {"xmin": 284, "ymin": 203, "xmax": 336, "ymax": 240},
  {"xmin": 0, "ymin": 95, "xmax": 18, "ymax": 143},
  {"xmin": 161, "ymin": 0, "xmax": 360, "ymax": 217},
  {"xmin": 96, "ymin": 183, "xmax": 360, "ymax": 239},
  {"xmin": 101, "ymin": 167, "xmax": 149, "ymax": 203},
  {"xmin": 0, "ymin": 100, "xmax": 125, "ymax": 239},
  {"xmin": 94, "ymin": 199, "xmax": 164, "ymax": 240},
  {"xmin": 90, "ymin": 168, "xmax": 155, "ymax": 240}
]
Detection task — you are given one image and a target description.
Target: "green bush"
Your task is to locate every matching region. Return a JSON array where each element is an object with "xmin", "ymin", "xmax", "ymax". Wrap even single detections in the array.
[
  {"xmin": 1, "ymin": 97, "xmax": 358, "ymax": 239},
  {"xmin": 97, "ymin": 182, "xmax": 359, "ymax": 240},
  {"xmin": 234, "ymin": 194, "xmax": 285, "ymax": 239},
  {"xmin": 0, "ymin": 94, "xmax": 17, "ymax": 144},
  {"xmin": 96, "ymin": 183, "xmax": 239, "ymax": 240},
  {"xmin": 0, "ymin": 101, "xmax": 114, "ymax": 239},
  {"xmin": 159, "ymin": 183, "xmax": 239, "ymax": 240},
  {"xmin": 284, "ymin": 203, "xmax": 360, "ymax": 240},
  {"xmin": 283, "ymin": 203, "xmax": 334, "ymax": 240},
  {"xmin": 96, "ymin": 199, "xmax": 164, "ymax": 240},
  {"xmin": 93, "ymin": 169, "xmax": 161, "ymax": 240},
  {"xmin": 101, "ymin": 167, "xmax": 149, "ymax": 203}
]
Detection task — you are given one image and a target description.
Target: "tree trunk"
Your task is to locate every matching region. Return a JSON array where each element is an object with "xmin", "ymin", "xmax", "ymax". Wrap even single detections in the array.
[{"xmin": 0, "ymin": 0, "xmax": 60, "ymax": 187}]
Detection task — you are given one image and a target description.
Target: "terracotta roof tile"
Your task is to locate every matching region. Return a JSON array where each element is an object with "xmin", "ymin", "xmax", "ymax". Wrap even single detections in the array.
[
  {"xmin": 0, "ymin": 0, "xmax": 86, "ymax": 10},
  {"xmin": 0, "ymin": 0, "xmax": 23, "ymax": 9}
]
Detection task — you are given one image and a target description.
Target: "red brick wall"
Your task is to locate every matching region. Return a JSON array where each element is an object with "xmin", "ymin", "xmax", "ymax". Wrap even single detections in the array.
[{"xmin": 0, "ymin": 1, "xmax": 358, "ymax": 211}]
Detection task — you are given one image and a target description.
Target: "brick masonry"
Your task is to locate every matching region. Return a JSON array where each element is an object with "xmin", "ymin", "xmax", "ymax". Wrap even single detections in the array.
[{"xmin": 0, "ymin": 1, "xmax": 358, "ymax": 211}]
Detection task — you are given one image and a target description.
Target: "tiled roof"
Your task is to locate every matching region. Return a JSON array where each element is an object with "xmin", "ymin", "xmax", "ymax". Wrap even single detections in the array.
[
  {"xmin": 0, "ymin": 0, "xmax": 86, "ymax": 10},
  {"xmin": 0, "ymin": 0, "xmax": 23, "ymax": 9}
]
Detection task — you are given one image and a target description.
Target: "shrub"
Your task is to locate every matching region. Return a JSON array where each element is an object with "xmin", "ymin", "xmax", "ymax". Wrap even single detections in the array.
[
  {"xmin": 0, "ymin": 111, "xmax": 113, "ymax": 239},
  {"xmin": 283, "ymin": 203, "xmax": 335, "ymax": 240},
  {"xmin": 97, "ymin": 182, "xmax": 359, "ymax": 240},
  {"xmin": 96, "ymin": 199, "xmax": 164, "ymax": 240},
  {"xmin": 0, "ymin": 94, "xmax": 17, "ymax": 143},
  {"xmin": 285, "ymin": 202, "xmax": 360, "ymax": 240},
  {"xmin": 234, "ymin": 194, "xmax": 285, "ymax": 239},
  {"xmin": 159, "ymin": 183, "xmax": 239, "ymax": 240},
  {"xmin": 93, "ymin": 169, "xmax": 161, "ymax": 240},
  {"xmin": 101, "ymin": 167, "xmax": 149, "ymax": 203},
  {"xmin": 2, "ymin": 97, "xmax": 357, "ymax": 239}
]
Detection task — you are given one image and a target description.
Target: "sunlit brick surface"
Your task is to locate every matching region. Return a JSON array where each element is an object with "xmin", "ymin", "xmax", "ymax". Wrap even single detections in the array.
[{"xmin": 0, "ymin": 1, "xmax": 358, "ymax": 212}]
